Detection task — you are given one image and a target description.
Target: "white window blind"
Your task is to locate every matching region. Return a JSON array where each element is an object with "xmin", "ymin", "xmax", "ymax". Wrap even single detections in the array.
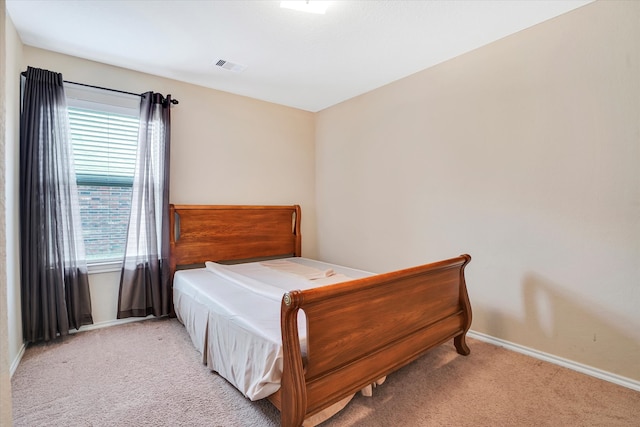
[{"xmin": 69, "ymin": 107, "xmax": 138, "ymax": 186}]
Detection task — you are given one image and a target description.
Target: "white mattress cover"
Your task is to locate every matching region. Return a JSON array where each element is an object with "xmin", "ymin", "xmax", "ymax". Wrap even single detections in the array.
[{"xmin": 173, "ymin": 257, "xmax": 373, "ymax": 401}]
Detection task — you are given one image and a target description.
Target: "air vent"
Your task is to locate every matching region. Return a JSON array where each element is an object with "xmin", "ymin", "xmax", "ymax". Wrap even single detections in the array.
[{"xmin": 213, "ymin": 59, "xmax": 247, "ymax": 73}]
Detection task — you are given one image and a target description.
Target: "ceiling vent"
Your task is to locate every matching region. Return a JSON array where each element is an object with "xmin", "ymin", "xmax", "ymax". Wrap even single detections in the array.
[{"xmin": 213, "ymin": 59, "xmax": 247, "ymax": 73}]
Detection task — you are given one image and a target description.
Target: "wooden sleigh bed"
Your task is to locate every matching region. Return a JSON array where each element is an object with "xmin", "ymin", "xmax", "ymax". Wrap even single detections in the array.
[{"xmin": 169, "ymin": 204, "xmax": 472, "ymax": 427}]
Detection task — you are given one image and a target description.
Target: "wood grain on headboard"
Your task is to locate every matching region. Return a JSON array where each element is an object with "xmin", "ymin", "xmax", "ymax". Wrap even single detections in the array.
[{"xmin": 169, "ymin": 204, "xmax": 301, "ymax": 272}]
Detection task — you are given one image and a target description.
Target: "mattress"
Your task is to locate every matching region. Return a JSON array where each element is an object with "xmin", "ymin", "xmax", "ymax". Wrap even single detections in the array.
[{"xmin": 173, "ymin": 257, "xmax": 373, "ymax": 401}]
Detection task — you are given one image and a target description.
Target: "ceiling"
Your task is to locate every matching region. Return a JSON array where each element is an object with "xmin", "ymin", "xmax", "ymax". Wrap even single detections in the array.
[{"xmin": 6, "ymin": 0, "xmax": 593, "ymax": 112}]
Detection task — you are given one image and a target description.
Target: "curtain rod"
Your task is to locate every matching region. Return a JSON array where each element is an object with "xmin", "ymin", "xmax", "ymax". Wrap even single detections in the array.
[{"xmin": 20, "ymin": 71, "xmax": 179, "ymax": 105}]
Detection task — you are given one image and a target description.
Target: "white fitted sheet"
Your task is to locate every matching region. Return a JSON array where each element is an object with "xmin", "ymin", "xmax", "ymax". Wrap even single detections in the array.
[{"xmin": 173, "ymin": 257, "xmax": 373, "ymax": 401}]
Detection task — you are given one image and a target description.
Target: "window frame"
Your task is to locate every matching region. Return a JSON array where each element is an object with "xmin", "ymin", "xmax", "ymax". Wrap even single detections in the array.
[{"xmin": 65, "ymin": 84, "xmax": 140, "ymax": 272}]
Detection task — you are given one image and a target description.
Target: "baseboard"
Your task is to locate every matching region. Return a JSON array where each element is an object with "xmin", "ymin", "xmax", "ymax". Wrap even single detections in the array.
[
  {"xmin": 13, "ymin": 321, "xmax": 637, "ymax": 392},
  {"xmin": 468, "ymin": 330, "xmax": 640, "ymax": 392},
  {"xmin": 10, "ymin": 316, "xmax": 153, "ymax": 377},
  {"xmin": 10, "ymin": 342, "xmax": 26, "ymax": 378},
  {"xmin": 69, "ymin": 315, "xmax": 155, "ymax": 334}
]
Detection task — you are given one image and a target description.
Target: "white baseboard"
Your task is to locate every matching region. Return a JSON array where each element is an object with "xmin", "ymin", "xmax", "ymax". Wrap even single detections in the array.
[
  {"xmin": 12, "ymin": 322, "xmax": 638, "ymax": 393},
  {"xmin": 69, "ymin": 315, "xmax": 155, "ymax": 334},
  {"xmin": 467, "ymin": 330, "xmax": 640, "ymax": 392},
  {"xmin": 9, "ymin": 343, "xmax": 26, "ymax": 378},
  {"xmin": 10, "ymin": 316, "xmax": 154, "ymax": 377}
]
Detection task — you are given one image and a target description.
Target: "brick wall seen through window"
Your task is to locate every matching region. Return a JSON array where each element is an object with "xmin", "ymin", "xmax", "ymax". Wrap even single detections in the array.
[{"xmin": 77, "ymin": 185, "xmax": 133, "ymax": 262}]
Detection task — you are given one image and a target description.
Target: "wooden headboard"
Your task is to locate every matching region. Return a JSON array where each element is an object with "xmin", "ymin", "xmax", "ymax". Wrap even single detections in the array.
[{"xmin": 169, "ymin": 204, "xmax": 302, "ymax": 272}]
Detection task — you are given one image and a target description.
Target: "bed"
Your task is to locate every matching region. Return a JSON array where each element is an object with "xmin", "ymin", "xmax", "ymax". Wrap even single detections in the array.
[{"xmin": 169, "ymin": 204, "xmax": 472, "ymax": 427}]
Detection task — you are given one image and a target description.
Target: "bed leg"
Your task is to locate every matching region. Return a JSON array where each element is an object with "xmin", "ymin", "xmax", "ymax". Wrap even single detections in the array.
[
  {"xmin": 454, "ymin": 333, "xmax": 470, "ymax": 356},
  {"xmin": 280, "ymin": 292, "xmax": 307, "ymax": 427}
]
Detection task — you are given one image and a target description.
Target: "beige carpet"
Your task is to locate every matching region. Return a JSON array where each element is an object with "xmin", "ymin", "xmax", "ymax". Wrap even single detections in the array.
[{"xmin": 11, "ymin": 318, "xmax": 640, "ymax": 426}]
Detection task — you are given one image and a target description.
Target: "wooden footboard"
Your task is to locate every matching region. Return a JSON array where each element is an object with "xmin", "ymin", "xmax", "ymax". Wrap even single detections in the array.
[{"xmin": 272, "ymin": 255, "xmax": 472, "ymax": 427}]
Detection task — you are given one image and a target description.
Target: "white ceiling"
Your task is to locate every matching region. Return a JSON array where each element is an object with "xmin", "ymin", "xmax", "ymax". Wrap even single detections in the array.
[{"xmin": 6, "ymin": 0, "xmax": 593, "ymax": 112}]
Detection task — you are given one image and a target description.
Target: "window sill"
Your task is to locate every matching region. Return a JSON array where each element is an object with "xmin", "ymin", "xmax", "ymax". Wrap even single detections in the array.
[{"xmin": 87, "ymin": 260, "xmax": 122, "ymax": 274}]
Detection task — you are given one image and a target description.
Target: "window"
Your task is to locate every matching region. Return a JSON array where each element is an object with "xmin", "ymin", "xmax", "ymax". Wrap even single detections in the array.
[{"xmin": 66, "ymin": 86, "xmax": 140, "ymax": 266}]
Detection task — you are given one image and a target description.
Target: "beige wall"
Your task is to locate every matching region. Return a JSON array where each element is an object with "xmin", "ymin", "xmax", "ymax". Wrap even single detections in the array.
[
  {"xmin": 316, "ymin": 0, "xmax": 639, "ymax": 381},
  {"xmin": 0, "ymin": 1, "xmax": 9, "ymax": 423},
  {"xmin": 1, "ymin": 0, "xmax": 15, "ymax": 423},
  {"xmin": 22, "ymin": 47, "xmax": 317, "ymax": 227},
  {"xmin": 4, "ymin": 5, "xmax": 22, "ymax": 379},
  {"xmin": 14, "ymin": 46, "xmax": 316, "ymax": 329}
]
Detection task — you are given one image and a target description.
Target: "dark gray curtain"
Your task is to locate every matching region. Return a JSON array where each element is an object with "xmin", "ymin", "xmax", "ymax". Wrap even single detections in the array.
[
  {"xmin": 19, "ymin": 66, "xmax": 93, "ymax": 343},
  {"xmin": 117, "ymin": 92, "xmax": 171, "ymax": 318}
]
